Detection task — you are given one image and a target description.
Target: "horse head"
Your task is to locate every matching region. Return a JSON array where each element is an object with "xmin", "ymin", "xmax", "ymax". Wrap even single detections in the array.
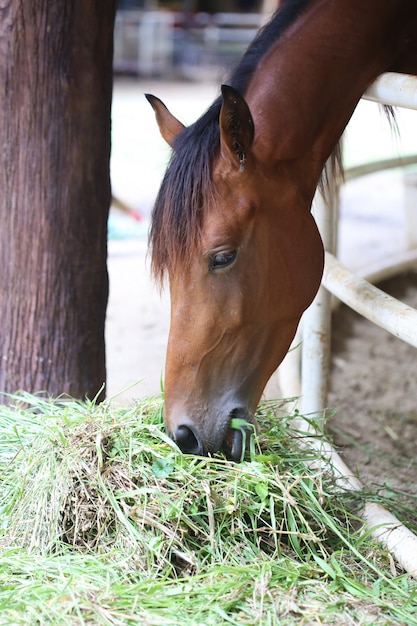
[{"xmin": 147, "ymin": 85, "xmax": 324, "ymax": 460}]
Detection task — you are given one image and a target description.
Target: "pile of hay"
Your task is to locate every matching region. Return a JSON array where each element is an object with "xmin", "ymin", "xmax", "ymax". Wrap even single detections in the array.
[
  {"xmin": 1, "ymin": 395, "xmax": 358, "ymax": 571},
  {"xmin": 1, "ymin": 393, "xmax": 416, "ymax": 624}
]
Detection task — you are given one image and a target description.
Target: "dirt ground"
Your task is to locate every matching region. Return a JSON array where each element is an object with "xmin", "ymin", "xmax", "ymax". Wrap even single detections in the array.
[{"xmin": 107, "ymin": 78, "xmax": 417, "ymax": 504}]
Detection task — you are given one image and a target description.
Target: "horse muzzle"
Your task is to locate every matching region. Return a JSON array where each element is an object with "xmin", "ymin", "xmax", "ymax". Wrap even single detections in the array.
[{"xmin": 169, "ymin": 406, "xmax": 254, "ymax": 462}]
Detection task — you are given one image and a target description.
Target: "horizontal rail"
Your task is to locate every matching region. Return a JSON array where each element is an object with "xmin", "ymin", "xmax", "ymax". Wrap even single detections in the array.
[
  {"xmin": 363, "ymin": 72, "xmax": 417, "ymax": 110},
  {"xmin": 345, "ymin": 154, "xmax": 417, "ymax": 181},
  {"xmin": 322, "ymin": 252, "xmax": 417, "ymax": 348}
]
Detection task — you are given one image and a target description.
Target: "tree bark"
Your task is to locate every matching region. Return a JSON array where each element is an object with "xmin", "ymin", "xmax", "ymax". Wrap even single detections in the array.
[{"xmin": 0, "ymin": 1, "xmax": 115, "ymax": 402}]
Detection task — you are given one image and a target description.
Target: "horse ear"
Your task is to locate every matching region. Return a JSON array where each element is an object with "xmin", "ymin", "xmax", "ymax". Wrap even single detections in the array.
[
  {"xmin": 145, "ymin": 93, "xmax": 186, "ymax": 148},
  {"xmin": 219, "ymin": 85, "xmax": 254, "ymax": 171}
]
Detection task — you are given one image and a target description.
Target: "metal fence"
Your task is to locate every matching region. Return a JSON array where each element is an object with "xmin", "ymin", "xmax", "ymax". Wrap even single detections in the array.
[{"xmin": 278, "ymin": 72, "xmax": 417, "ymax": 575}]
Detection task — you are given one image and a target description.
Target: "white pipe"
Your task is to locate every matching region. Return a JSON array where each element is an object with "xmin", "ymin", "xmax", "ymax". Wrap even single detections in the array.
[
  {"xmin": 345, "ymin": 155, "xmax": 417, "ymax": 182},
  {"xmin": 364, "ymin": 72, "xmax": 417, "ymax": 110},
  {"xmin": 323, "ymin": 252, "xmax": 417, "ymax": 348},
  {"xmin": 300, "ymin": 185, "xmax": 337, "ymax": 415},
  {"xmin": 405, "ymin": 171, "xmax": 417, "ymax": 249},
  {"xmin": 326, "ymin": 249, "xmax": 417, "ymax": 314},
  {"xmin": 362, "ymin": 502, "xmax": 417, "ymax": 575},
  {"xmin": 292, "ymin": 416, "xmax": 417, "ymax": 576},
  {"xmin": 277, "ymin": 328, "xmax": 302, "ymax": 398},
  {"xmin": 279, "ymin": 250, "xmax": 417, "ymax": 391}
]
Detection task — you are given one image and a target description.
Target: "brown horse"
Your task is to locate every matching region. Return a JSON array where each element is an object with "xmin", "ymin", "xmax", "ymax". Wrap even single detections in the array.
[{"xmin": 146, "ymin": 0, "xmax": 417, "ymax": 461}]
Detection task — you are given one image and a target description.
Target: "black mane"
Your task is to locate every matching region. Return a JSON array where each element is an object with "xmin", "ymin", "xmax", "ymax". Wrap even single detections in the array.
[{"xmin": 149, "ymin": 0, "xmax": 312, "ymax": 282}]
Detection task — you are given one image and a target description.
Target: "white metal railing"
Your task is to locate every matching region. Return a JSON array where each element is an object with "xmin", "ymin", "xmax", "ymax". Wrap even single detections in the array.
[
  {"xmin": 280, "ymin": 72, "xmax": 417, "ymax": 575},
  {"xmin": 323, "ymin": 251, "xmax": 417, "ymax": 347},
  {"xmin": 302, "ymin": 73, "xmax": 417, "ymax": 416},
  {"xmin": 363, "ymin": 72, "xmax": 417, "ymax": 110}
]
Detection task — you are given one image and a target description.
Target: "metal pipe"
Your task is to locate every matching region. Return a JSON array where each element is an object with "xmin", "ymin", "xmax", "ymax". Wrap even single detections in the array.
[
  {"xmin": 323, "ymin": 252, "xmax": 417, "ymax": 348},
  {"xmin": 363, "ymin": 72, "xmax": 417, "ymax": 110},
  {"xmin": 345, "ymin": 155, "xmax": 417, "ymax": 182},
  {"xmin": 291, "ymin": 415, "xmax": 417, "ymax": 576},
  {"xmin": 300, "ymin": 184, "xmax": 337, "ymax": 416}
]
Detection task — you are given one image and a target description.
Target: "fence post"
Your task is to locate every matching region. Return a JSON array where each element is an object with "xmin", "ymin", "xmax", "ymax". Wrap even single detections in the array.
[
  {"xmin": 404, "ymin": 170, "xmax": 417, "ymax": 249},
  {"xmin": 300, "ymin": 181, "xmax": 337, "ymax": 417}
]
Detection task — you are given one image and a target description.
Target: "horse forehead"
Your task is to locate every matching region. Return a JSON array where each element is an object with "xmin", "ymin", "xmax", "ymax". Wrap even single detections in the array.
[
  {"xmin": 200, "ymin": 186, "xmax": 299, "ymax": 252},
  {"xmin": 200, "ymin": 208, "xmax": 241, "ymax": 249},
  {"xmin": 203, "ymin": 201, "xmax": 265, "ymax": 255}
]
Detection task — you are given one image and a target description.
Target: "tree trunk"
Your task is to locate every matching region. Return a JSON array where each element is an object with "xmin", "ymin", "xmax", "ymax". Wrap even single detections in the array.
[{"xmin": 0, "ymin": 1, "xmax": 116, "ymax": 403}]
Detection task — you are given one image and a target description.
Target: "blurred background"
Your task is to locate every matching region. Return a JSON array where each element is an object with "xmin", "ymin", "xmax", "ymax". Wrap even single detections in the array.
[
  {"xmin": 107, "ymin": 1, "xmax": 417, "ymax": 404},
  {"xmin": 114, "ymin": 0, "xmax": 268, "ymax": 80}
]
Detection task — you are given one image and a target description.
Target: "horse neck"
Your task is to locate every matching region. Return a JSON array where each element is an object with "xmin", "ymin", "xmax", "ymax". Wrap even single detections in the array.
[{"xmin": 246, "ymin": 0, "xmax": 417, "ymax": 193}]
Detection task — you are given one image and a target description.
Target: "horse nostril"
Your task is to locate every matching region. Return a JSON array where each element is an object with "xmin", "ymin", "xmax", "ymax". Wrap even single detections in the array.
[{"xmin": 174, "ymin": 424, "xmax": 203, "ymax": 455}]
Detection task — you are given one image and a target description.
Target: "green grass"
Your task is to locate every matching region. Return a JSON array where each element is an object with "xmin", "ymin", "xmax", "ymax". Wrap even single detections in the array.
[{"xmin": 0, "ymin": 392, "xmax": 416, "ymax": 625}]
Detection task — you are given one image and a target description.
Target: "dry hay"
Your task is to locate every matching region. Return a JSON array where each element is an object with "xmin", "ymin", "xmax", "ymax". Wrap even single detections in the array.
[
  {"xmin": 2, "ymin": 395, "xmax": 417, "ymax": 625},
  {"xmin": 0, "ymin": 395, "xmax": 368, "ymax": 579}
]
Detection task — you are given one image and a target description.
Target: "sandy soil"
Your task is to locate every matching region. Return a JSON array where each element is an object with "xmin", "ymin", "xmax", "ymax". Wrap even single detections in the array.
[{"xmin": 106, "ymin": 78, "xmax": 417, "ymax": 501}]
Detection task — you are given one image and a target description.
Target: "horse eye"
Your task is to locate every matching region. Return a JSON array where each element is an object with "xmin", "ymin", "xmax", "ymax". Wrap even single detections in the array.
[{"xmin": 208, "ymin": 249, "xmax": 237, "ymax": 272}]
